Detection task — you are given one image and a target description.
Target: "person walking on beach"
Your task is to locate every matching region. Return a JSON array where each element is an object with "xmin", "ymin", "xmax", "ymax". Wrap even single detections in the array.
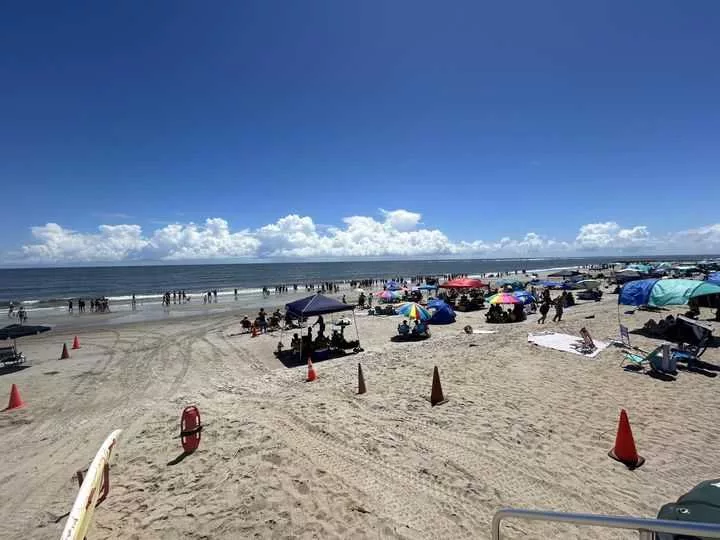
[
  {"xmin": 538, "ymin": 301, "xmax": 550, "ymax": 324},
  {"xmin": 8, "ymin": 302, "xmax": 14, "ymax": 318},
  {"xmin": 131, "ymin": 294, "xmax": 137, "ymax": 311},
  {"xmin": 552, "ymin": 293, "xmax": 565, "ymax": 322},
  {"xmin": 68, "ymin": 299, "xmax": 73, "ymax": 314}
]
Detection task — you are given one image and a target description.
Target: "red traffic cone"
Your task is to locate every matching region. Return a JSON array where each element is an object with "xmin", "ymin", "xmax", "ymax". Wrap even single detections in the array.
[
  {"xmin": 5, "ymin": 384, "xmax": 24, "ymax": 411},
  {"xmin": 60, "ymin": 343, "xmax": 70, "ymax": 359},
  {"xmin": 430, "ymin": 366, "xmax": 446, "ymax": 406},
  {"xmin": 608, "ymin": 409, "xmax": 645, "ymax": 469},
  {"xmin": 306, "ymin": 358, "xmax": 317, "ymax": 382},
  {"xmin": 72, "ymin": 336, "xmax": 81, "ymax": 350}
]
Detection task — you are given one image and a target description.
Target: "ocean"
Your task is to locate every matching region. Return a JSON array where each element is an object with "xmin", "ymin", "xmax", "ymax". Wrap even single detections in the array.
[{"xmin": 0, "ymin": 255, "xmax": 690, "ymax": 312}]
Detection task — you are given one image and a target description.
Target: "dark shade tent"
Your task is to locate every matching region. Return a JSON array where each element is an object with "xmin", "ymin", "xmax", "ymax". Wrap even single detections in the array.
[
  {"xmin": 286, "ymin": 294, "xmax": 355, "ymax": 318},
  {"xmin": 1, "ymin": 324, "xmax": 52, "ymax": 364},
  {"xmin": 283, "ymin": 294, "xmax": 360, "ymax": 365},
  {"xmin": 0, "ymin": 324, "xmax": 51, "ymax": 342}
]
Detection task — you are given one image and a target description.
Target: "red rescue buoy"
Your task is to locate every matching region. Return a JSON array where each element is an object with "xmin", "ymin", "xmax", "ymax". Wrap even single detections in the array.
[{"xmin": 180, "ymin": 405, "xmax": 202, "ymax": 453}]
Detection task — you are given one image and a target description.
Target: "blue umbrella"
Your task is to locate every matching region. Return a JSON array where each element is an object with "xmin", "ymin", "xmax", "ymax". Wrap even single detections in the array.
[{"xmin": 512, "ymin": 291, "xmax": 536, "ymax": 305}]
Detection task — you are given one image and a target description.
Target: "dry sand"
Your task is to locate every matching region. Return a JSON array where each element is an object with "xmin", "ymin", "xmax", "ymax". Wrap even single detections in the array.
[{"xmin": 1, "ymin": 290, "xmax": 719, "ymax": 539}]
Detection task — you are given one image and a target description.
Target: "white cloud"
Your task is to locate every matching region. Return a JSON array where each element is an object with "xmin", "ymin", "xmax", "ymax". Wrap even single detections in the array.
[
  {"xmin": 8, "ymin": 210, "xmax": 720, "ymax": 264},
  {"xmin": 380, "ymin": 209, "xmax": 422, "ymax": 231},
  {"xmin": 575, "ymin": 222, "xmax": 653, "ymax": 250}
]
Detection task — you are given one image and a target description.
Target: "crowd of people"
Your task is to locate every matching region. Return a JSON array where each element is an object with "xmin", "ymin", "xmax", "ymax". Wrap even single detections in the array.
[{"xmin": 68, "ymin": 298, "xmax": 111, "ymax": 314}]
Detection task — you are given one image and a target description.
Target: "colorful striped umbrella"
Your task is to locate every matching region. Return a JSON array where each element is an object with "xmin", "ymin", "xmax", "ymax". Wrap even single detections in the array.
[
  {"xmin": 487, "ymin": 292, "xmax": 522, "ymax": 305},
  {"xmin": 377, "ymin": 290, "xmax": 402, "ymax": 302},
  {"xmin": 396, "ymin": 302, "xmax": 432, "ymax": 321}
]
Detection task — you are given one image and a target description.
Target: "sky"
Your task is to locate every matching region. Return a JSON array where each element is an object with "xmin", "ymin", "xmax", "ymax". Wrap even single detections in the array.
[{"xmin": 1, "ymin": 1, "xmax": 719, "ymax": 265}]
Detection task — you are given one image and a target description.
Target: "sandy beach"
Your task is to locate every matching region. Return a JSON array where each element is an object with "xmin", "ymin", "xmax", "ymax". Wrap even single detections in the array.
[{"xmin": 1, "ymin": 283, "xmax": 719, "ymax": 539}]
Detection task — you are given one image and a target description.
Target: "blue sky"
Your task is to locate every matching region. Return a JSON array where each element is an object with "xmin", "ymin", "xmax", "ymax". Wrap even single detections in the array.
[{"xmin": 1, "ymin": 1, "xmax": 719, "ymax": 264}]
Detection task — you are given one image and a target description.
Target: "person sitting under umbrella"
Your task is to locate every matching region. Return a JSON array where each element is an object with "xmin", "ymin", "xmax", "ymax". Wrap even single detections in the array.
[
  {"xmin": 398, "ymin": 320, "xmax": 411, "ymax": 336},
  {"xmin": 412, "ymin": 320, "xmax": 429, "ymax": 336}
]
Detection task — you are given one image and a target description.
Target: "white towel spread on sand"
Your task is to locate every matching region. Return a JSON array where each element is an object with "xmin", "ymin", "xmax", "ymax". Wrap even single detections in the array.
[{"xmin": 527, "ymin": 332, "xmax": 609, "ymax": 358}]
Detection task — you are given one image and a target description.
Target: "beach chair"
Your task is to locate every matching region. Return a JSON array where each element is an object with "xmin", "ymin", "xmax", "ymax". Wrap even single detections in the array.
[
  {"xmin": 622, "ymin": 344, "xmax": 664, "ymax": 370},
  {"xmin": 620, "ymin": 325, "xmax": 630, "ymax": 347},
  {"xmin": 622, "ymin": 344, "xmax": 677, "ymax": 375}
]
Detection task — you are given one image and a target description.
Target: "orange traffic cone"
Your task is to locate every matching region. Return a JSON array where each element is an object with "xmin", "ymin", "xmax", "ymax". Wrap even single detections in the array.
[
  {"xmin": 60, "ymin": 343, "xmax": 70, "ymax": 359},
  {"xmin": 5, "ymin": 384, "xmax": 24, "ymax": 411},
  {"xmin": 430, "ymin": 366, "xmax": 446, "ymax": 406},
  {"xmin": 306, "ymin": 358, "xmax": 317, "ymax": 382},
  {"xmin": 357, "ymin": 363, "xmax": 366, "ymax": 395},
  {"xmin": 608, "ymin": 409, "xmax": 645, "ymax": 469},
  {"xmin": 72, "ymin": 336, "xmax": 81, "ymax": 349}
]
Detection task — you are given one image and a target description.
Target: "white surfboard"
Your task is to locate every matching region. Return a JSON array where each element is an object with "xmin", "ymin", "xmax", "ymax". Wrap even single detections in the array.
[{"xmin": 61, "ymin": 429, "xmax": 122, "ymax": 540}]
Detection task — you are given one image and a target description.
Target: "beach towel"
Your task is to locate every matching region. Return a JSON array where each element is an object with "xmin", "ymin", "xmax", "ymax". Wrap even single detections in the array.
[{"xmin": 527, "ymin": 331, "xmax": 609, "ymax": 358}]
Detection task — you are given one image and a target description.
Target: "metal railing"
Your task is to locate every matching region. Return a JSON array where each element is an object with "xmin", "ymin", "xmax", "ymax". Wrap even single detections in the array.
[{"xmin": 492, "ymin": 508, "xmax": 720, "ymax": 539}]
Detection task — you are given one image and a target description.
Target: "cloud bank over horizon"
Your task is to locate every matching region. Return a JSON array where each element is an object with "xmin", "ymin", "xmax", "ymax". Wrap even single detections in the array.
[{"xmin": 7, "ymin": 209, "xmax": 720, "ymax": 264}]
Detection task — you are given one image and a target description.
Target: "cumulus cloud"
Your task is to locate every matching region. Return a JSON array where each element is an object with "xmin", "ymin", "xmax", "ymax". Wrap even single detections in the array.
[
  {"xmin": 8, "ymin": 209, "xmax": 720, "ymax": 264},
  {"xmin": 575, "ymin": 222, "xmax": 652, "ymax": 250},
  {"xmin": 380, "ymin": 209, "xmax": 422, "ymax": 231}
]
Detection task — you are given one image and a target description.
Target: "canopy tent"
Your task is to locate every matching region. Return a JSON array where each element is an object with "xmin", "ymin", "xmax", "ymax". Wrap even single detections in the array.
[
  {"xmin": 285, "ymin": 294, "xmax": 354, "ymax": 317},
  {"xmin": 0, "ymin": 324, "xmax": 52, "ymax": 340},
  {"xmin": 438, "ymin": 277, "xmax": 487, "ymax": 289},
  {"xmin": 0, "ymin": 323, "xmax": 52, "ymax": 354},
  {"xmin": 618, "ymin": 279, "xmax": 720, "ymax": 307},
  {"xmin": 428, "ymin": 303, "xmax": 456, "ymax": 325},
  {"xmin": 384, "ymin": 280, "xmax": 403, "ymax": 291}
]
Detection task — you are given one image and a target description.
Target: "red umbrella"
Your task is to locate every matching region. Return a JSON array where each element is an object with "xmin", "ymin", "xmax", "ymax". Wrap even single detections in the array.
[{"xmin": 438, "ymin": 277, "xmax": 487, "ymax": 289}]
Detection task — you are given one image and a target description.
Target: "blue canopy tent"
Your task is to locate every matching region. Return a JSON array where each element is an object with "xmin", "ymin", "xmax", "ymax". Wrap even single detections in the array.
[
  {"xmin": 619, "ymin": 279, "xmax": 720, "ymax": 307},
  {"xmin": 427, "ymin": 301, "xmax": 456, "ymax": 325},
  {"xmin": 385, "ymin": 280, "xmax": 403, "ymax": 291}
]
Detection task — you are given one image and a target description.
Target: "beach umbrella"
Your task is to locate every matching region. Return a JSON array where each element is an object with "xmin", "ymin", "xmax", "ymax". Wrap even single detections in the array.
[
  {"xmin": 487, "ymin": 292, "xmax": 522, "ymax": 305},
  {"xmin": 512, "ymin": 291, "xmax": 536, "ymax": 305},
  {"xmin": 376, "ymin": 290, "xmax": 402, "ymax": 302},
  {"xmin": 619, "ymin": 279, "xmax": 720, "ymax": 307},
  {"xmin": 385, "ymin": 280, "xmax": 402, "ymax": 291},
  {"xmin": 438, "ymin": 277, "xmax": 486, "ymax": 289},
  {"xmin": 396, "ymin": 302, "xmax": 432, "ymax": 321},
  {"xmin": 707, "ymin": 272, "xmax": 720, "ymax": 285},
  {"xmin": 417, "ymin": 284, "xmax": 438, "ymax": 291}
]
